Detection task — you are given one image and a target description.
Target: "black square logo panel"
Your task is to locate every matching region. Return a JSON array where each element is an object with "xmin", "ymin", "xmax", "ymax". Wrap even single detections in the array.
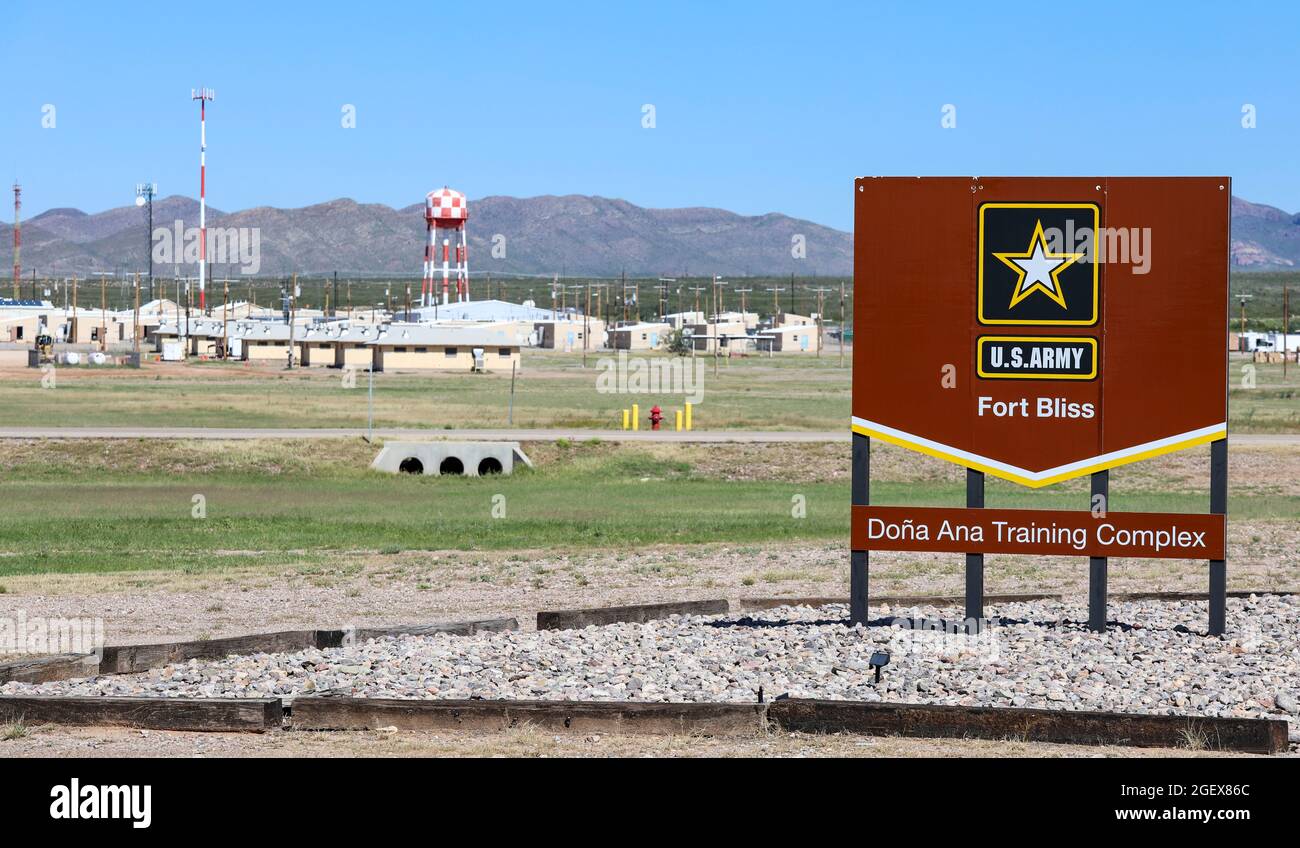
[{"xmin": 978, "ymin": 203, "xmax": 1100, "ymax": 325}]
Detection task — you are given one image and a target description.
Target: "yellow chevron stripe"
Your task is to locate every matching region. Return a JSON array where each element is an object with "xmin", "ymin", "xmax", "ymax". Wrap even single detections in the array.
[{"xmin": 848, "ymin": 422, "xmax": 1225, "ymax": 489}]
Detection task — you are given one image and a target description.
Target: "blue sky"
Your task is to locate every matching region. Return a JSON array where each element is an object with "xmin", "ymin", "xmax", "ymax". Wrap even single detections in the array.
[{"xmin": 2, "ymin": 1, "xmax": 1297, "ymax": 230}]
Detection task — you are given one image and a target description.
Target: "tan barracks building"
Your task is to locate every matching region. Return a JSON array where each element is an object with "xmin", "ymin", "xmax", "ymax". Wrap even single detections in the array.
[{"xmin": 369, "ymin": 325, "xmax": 520, "ymax": 373}]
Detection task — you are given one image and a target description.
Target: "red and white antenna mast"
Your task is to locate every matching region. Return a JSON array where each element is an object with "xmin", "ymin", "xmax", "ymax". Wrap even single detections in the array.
[{"xmin": 192, "ymin": 87, "xmax": 214, "ymax": 313}]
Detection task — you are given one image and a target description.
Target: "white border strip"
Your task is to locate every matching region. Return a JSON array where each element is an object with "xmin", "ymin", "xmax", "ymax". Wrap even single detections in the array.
[{"xmin": 850, "ymin": 416, "xmax": 1227, "ymax": 482}]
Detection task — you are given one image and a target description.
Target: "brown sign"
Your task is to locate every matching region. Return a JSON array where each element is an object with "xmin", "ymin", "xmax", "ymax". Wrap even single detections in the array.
[
  {"xmin": 852, "ymin": 505, "xmax": 1225, "ymax": 560},
  {"xmin": 852, "ymin": 177, "xmax": 1229, "ymax": 487}
]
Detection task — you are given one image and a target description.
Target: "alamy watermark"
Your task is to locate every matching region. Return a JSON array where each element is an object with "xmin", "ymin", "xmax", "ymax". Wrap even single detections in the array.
[
  {"xmin": 0, "ymin": 611, "xmax": 104, "ymax": 658},
  {"xmin": 152, "ymin": 219, "xmax": 261, "ymax": 274},
  {"xmin": 886, "ymin": 615, "xmax": 1003, "ymax": 665},
  {"xmin": 595, "ymin": 351, "xmax": 705, "ymax": 404},
  {"xmin": 1041, "ymin": 222, "xmax": 1152, "ymax": 274}
]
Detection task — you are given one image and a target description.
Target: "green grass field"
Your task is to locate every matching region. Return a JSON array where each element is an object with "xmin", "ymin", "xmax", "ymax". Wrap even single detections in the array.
[
  {"xmin": 0, "ymin": 350, "xmax": 853, "ymax": 431},
  {"xmin": 1230, "ymin": 272, "xmax": 1298, "ymax": 334},
  {"xmin": 3, "ymin": 350, "xmax": 1296, "ymax": 431},
  {"xmin": 1, "ymin": 438, "xmax": 1295, "ymax": 578}
]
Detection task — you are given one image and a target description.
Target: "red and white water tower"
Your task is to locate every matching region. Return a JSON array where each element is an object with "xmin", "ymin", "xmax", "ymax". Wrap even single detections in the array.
[{"xmin": 422, "ymin": 187, "xmax": 469, "ymax": 306}]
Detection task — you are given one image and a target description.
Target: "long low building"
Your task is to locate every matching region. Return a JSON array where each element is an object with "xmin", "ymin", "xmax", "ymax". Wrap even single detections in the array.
[
  {"xmin": 221, "ymin": 320, "xmax": 521, "ymax": 372},
  {"xmin": 370, "ymin": 324, "xmax": 520, "ymax": 372},
  {"xmin": 609, "ymin": 321, "xmax": 671, "ymax": 350}
]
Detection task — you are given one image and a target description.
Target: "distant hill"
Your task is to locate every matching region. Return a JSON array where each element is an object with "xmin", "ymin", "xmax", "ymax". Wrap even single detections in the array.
[
  {"xmin": 1, "ymin": 193, "xmax": 1298, "ymax": 278},
  {"xmin": 1229, "ymin": 197, "xmax": 1300, "ymax": 269},
  {"xmin": 0, "ymin": 195, "xmax": 850, "ymax": 278}
]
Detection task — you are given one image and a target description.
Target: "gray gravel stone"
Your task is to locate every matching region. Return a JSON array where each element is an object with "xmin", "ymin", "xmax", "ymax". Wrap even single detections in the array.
[{"xmin": 3, "ymin": 597, "xmax": 1297, "ymax": 734}]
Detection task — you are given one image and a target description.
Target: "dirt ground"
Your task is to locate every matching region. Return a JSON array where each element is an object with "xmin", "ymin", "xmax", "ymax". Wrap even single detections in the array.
[
  {"xmin": 4, "ymin": 439, "xmax": 1295, "ymax": 645},
  {"xmin": 0, "ymin": 724, "xmax": 1248, "ymax": 759},
  {"xmin": 2, "ymin": 526, "xmax": 1296, "ymax": 646}
]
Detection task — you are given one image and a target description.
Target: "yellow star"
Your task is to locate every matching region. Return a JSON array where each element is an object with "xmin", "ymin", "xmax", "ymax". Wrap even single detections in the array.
[{"xmin": 993, "ymin": 219, "xmax": 1082, "ymax": 311}]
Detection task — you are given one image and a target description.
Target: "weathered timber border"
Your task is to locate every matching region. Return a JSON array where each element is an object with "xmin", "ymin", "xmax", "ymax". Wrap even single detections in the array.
[
  {"xmin": 99, "ymin": 630, "xmax": 319, "ymax": 675},
  {"xmin": 0, "ymin": 618, "xmax": 521, "ymax": 686},
  {"xmin": 101, "ymin": 618, "xmax": 520, "ymax": 674},
  {"xmin": 741, "ymin": 589, "xmax": 1297, "ymax": 612},
  {"xmin": 290, "ymin": 697, "xmax": 766, "ymax": 736},
  {"xmin": 740, "ymin": 594, "xmax": 1056, "ymax": 611},
  {"xmin": 0, "ymin": 692, "xmax": 1286, "ymax": 752},
  {"xmin": 537, "ymin": 599, "xmax": 728, "ymax": 630},
  {"xmin": 316, "ymin": 618, "xmax": 518, "ymax": 648},
  {"xmin": 0, "ymin": 653, "xmax": 100, "ymax": 685},
  {"xmin": 0, "ymin": 696, "xmax": 280, "ymax": 733},
  {"xmin": 767, "ymin": 699, "xmax": 1289, "ymax": 755}
]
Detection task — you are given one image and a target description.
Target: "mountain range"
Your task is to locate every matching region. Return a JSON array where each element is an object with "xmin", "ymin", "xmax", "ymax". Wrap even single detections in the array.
[
  {"xmin": 0, "ymin": 195, "xmax": 849, "ymax": 279},
  {"xmin": 0, "ymin": 194, "xmax": 1297, "ymax": 278}
]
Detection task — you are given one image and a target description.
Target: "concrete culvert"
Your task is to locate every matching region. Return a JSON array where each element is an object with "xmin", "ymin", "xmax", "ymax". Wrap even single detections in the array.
[
  {"xmin": 478, "ymin": 457, "xmax": 504, "ymax": 475},
  {"xmin": 398, "ymin": 457, "xmax": 424, "ymax": 475},
  {"xmin": 439, "ymin": 456, "xmax": 465, "ymax": 476}
]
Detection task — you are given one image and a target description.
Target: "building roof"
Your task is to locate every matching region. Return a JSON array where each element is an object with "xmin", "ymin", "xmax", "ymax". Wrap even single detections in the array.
[
  {"xmin": 612, "ymin": 322, "xmax": 671, "ymax": 333},
  {"xmin": 403, "ymin": 299, "xmax": 561, "ymax": 323},
  {"xmin": 368, "ymin": 323, "xmax": 517, "ymax": 347},
  {"xmin": 300, "ymin": 321, "xmax": 383, "ymax": 344},
  {"xmin": 156, "ymin": 319, "xmax": 233, "ymax": 338},
  {"xmin": 230, "ymin": 321, "xmax": 296, "ymax": 341}
]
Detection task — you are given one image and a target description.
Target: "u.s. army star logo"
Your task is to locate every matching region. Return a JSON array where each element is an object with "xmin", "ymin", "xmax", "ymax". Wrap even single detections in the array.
[
  {"xmin": 994, "ymin": 220, "xmax": 1082, "ymax": 311},
  {"xmin": 978, "ymin": 202, "xmax": 1100, "ymax": 326}
]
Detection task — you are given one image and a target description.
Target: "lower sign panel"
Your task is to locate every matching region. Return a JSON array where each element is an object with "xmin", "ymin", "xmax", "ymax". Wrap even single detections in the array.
[{"xmin": 853, "ymin": 505, "xmax": 1225, "ymax": 560}]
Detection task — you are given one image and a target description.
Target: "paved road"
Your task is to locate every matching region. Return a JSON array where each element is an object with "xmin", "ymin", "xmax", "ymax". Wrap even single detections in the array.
[
  {"xmin": 0, "ymin": 427, "xmax": 1296, "ymax": 445},
  {"xmin": 0, "ymin": 426, "xmax": 851, "ymax": 442}
]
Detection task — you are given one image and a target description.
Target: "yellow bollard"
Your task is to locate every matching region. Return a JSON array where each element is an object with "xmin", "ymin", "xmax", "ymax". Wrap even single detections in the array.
[
  {"xmin": 621, "ymin": 409, "xmax": 629, "ymax": 430},
  {"xmin": 632, "ymin": 403, "xmax": 639, "ymax": 431},
  {"xmin": 675, "ymin": 409, "xmax": 683, "ymax": 432},
  {"xmin": 685, "ymin": 402, "xmax": 693, "ymax": 431}
]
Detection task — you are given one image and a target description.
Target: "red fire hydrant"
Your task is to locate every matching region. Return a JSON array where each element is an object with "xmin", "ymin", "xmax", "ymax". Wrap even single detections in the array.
[{"xmin": 649, "ymin": 405, "xmax": 663, "ymax": 431}]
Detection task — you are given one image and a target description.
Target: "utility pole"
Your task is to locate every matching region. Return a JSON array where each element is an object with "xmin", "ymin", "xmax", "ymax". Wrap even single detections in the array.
[
  {"xmin": 767, "ymin": 286, "xmax": 782, "ymax": 318},
  {"xmin": 136, "ymin": 182, "xmax": 157, "ymax": 302},
  {"xmin": 70, "ymin": 275, "xmax": 79, "ymax": 342},
  {"xmin": 1285, "ymin": 285, "xmax": 1291, "ymax": 380},
  {"xmin": 11, "ymin": 182, "xmax": 20, "ymax": 298},
  {"xmin": 809, "ymin": 286, "xmax": 833, "ymax": 358},
  {"xmin": 133, "ymin": 272, "xmax": 140, "ymax": 353},
  {"xmin": 734, "ymin": 287, "xmax": 752, "ymax": 319},
  {"xmin": 288, "ymin": 273, "xmax": 298, "ymax": 369},
  {"xmin": 656, "ymin": 278, "xmax": 675, "ymax": 322},
  {"xmin": 98, "ymin": 272, "xmax": 108, "ymax": 352},
  {"xmin": 223, "ymin": 278, "xmax": 230, "ymax": 358},
  {"xmin": 1236, "ymin": 294, "xmax": 1253, "ymax": 352},
  {"xmin": 839, "ymin": 279, "xmax": 846, "ymax": 368}
]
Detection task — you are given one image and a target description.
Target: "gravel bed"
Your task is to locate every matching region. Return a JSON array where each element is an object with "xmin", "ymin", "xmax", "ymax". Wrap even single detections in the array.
[{"xmin": 4, "ymin": 596, "xmax": 1298, "ymax": 732}]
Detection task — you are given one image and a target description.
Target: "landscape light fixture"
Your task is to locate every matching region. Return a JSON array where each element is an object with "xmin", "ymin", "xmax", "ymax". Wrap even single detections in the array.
[{"xmin": 869, "ymin": 651, "xmax": 890, "ymax": 683}]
